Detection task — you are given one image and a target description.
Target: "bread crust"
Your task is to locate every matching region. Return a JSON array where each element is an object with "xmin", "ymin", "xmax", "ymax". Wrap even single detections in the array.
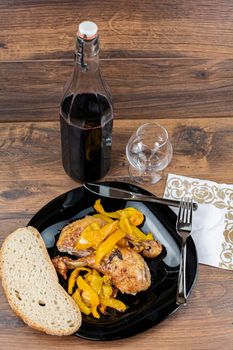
[{"xmin": 0, "ymin": 226, "xmax": 82, "ymax": 336}]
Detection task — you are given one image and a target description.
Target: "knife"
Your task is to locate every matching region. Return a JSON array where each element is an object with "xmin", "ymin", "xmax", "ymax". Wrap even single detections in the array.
[{"xmin": 84, "ymin": 183, "xmax": 198, "ymax": 210}]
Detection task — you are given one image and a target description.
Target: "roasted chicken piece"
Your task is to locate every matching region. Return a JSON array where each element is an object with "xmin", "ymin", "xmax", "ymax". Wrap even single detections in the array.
[
  {"xmin": 57, "ymin": 216, "xmax": 162, "ymax": 259},
  {"xmin": 52, "ymin": 255, "xmax": 74, "ymax": 280},
  {"xmin": 117, "ymin": 237, "xmax": 163, "ymax": 258},
  {"xmin": 52, "ymin": 247, "xmax": 151, "ymax": 295},
  {"xmin": 139, "ymin": 239, "xmax": 163, "ymax": 258},
  {"xmin": 56, "ymin": 216, "xmax": 107, "ymax": 256}
]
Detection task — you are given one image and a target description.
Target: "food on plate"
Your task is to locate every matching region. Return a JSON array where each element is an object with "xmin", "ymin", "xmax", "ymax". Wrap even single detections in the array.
[
  {"xmin": 57, "ymin": 216, "xmax": 107, "ymax": 256},
  {"xmin": 56, "ymin": 199, "xmax": 162, "ymax": 260},
  {"xmin": 0, "ymin": 226, "xmax": 82, "ymax": 336},
  {"xmin": 70, "ymin": 267, "xmax": 126, "ymax": 318},
  {"xmin": 53, "ymin": 246, "xmax": 151, "ymax": 295},
  {"xmin": 52, "ymin": 200, "xmax": 163, "ymax": 318}
]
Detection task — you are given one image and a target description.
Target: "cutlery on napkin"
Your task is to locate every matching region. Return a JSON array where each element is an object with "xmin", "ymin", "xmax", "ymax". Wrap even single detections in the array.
[{"xmin": 164, "ymin": 174, "xmax": 233, "ymax": 271}]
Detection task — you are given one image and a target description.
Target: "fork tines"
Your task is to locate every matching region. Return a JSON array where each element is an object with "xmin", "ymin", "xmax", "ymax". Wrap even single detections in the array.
[{"xmin": 178, "ymin": 197, "xmax": 193, "ymax": 224}]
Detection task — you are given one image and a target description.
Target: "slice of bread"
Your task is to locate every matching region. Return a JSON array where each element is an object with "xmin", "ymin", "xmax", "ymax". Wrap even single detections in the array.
[{"xmin": 0, "ymin": 226, "xmax": 82, "ymax": 336}]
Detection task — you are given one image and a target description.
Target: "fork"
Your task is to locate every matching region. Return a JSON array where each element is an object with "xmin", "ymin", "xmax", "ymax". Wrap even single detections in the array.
[{"xmin": 176, "ymin": 197, "xmax": 193, "ymax": 305}]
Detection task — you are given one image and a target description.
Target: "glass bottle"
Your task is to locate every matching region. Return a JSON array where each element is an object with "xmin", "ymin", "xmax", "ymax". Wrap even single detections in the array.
[{"xmin": 60, "ymin": 21, "xmax": 113, "ymax": 182}]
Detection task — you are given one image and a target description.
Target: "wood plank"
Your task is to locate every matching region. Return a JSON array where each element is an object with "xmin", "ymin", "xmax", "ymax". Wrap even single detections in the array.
[
  {"xmin": 2, "ymin": 59, "xmax": 233, "ymax": 122},
  {"xmin": 1, "ymin": 0, "xmax": 233, "ymax": 60},
  {"xmin": 0, "ymin": 118, "xmax": 232, "ymax": 218}
]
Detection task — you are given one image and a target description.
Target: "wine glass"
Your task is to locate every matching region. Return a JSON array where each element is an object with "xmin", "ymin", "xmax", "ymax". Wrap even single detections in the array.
[{"xmin": 126, "ymin": 122, "xmax": 173, "ymax": 184}]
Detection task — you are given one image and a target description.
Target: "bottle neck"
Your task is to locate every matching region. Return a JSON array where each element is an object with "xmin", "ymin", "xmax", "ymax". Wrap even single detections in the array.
[{"xmin": 75, "ymin": 36, "xmax": 100, "ymax": 73}]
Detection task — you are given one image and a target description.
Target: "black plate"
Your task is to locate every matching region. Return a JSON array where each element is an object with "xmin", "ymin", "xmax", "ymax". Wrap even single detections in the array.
[{"xmin": 28, "ymin": 181, "xmax": 198, "ymax": 340}]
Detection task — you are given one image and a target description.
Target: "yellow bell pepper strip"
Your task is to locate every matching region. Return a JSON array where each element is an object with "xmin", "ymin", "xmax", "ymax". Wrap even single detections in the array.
[
  {"xmin": 93, "ymin": 213, "xmax": 113, "ymax": 223},
  {"xmin": 90, "ymin": 270, "xmax": 103, "ymax": 295},
  {"xmin": 72, "ymin": 289, "xmax": 91, "ymax": 315},
  {"xmin": 94, "ymin": 199, "xmax": 120, "ymax": 219},
  {"xmin": 94, "ymin": 200, "xmax": 136, "ymax": 219},
  {"xmin": 81, "ymin": 290, "xmax": 100, "ymax": 319},
  {"xmin": 117, "ymin": 207, "xmax": 138, "ymax": 217},
  {"xmin": 128, "ymin": 211, "xmax": 144, "ymax": 226},
  {"xmin": 90, "ymin": 222, "xmax": 100, "ymax": 230},
  {"xmin": 117, "ymin": 208, "xmax": 143, "ymax": 222},
  {"xmin": 68, "ymin": 267, "xmax": 91, "ymax": 294},
  {"xmin": 145, "ymin": 232, "xmax": 154, "ymax": 240},
  {"xmin": 94, "ymin": 200, "xmax": 144, "ymax": 225},
  {"xmin": 91, "ymin": 306, "xmax": 100, "ymax": 319},
  {"xmin": 119, "ymin": 215, "xmax": 132, "ymax": 234},
  {"xmin": 77, "ymin": 276, "xmax": 99, "ymax": 306},
  {"xmin": 75, "ymin": 222, "xmax": 101, "ymax": 250},
  {"xmin": 76, "ymin": 220, "xmax": 119, "ymax": 250},
  {"xmin": 92, "ymin": 220, "xmax": 119, "ymax": 249},
  {"xmin": 93, "ymin": 269, "xmax": 101, "ymax": 277},
  {"xmin": 95, "ymin": 229, "xmax": 126, "ymax": 264},
  {"xmin": 100, "ymin": 297, "xmax": 127, "ymax": 312},
  {"xmin": 84, "ymin": 273, "xmax": 92, "ymax": 283},
  {"xmin": 77, "ymin": 276, "xmax": 100, "ymax": 319},
  {"xmin": 129, "ymin": 225, "xmax": 154, "ymax": 241},
  {"xmin": 100, "ymin": 284, "xmax": 113, "ymax": 299},
  {"xmin": 103, "ymin": 275, "xmax": 111, "ymax": 285}
]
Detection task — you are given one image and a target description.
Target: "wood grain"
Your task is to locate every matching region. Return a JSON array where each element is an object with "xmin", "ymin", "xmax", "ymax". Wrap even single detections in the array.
[
  {"xmin": 1, "ymin": 1, "xmax": 233, "ymax": 349},
  {"xmin": 0, "ymin": 118, "xmax": 232, "ymax": 219},
  {"xmin": 1, "ymin": 0, "xmax": 233, "ymax": 60},
  {"xmin": 1, "ymin": 59, "xmax": 233, "ymax": 122}
]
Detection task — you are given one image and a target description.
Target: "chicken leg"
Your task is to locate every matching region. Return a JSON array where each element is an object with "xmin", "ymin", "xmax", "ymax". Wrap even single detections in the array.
[{"xmin": 52, "ymin": 247, "xmax": 151, "ymax": 295}]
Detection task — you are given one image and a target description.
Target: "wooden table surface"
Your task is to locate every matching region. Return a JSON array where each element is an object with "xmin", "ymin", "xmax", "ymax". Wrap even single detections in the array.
[{"xmin": 0, "ymin": 1, "xmax": 233, "ymax": 349}]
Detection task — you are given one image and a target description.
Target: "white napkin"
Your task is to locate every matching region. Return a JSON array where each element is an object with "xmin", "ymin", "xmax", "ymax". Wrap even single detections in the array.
[{"xmin": 164, "ymin": 174, "xmax": 233, "ymax": 271}]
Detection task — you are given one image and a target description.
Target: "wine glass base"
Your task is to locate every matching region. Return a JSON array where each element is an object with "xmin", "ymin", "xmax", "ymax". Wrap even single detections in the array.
[{"xmin": 128, "ymin": 165, "xmax": 162, "ymax": 185}]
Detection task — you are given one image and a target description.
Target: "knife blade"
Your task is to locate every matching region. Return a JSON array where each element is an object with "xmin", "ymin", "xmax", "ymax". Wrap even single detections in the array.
[{"xmin": 84, "ymin": 183, "xmax": 198, "ymax": 210}]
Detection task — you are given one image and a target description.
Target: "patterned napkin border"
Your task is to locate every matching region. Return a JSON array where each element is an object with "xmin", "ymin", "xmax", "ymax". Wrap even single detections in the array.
[{"xmin": 164, "ymin": 174, "xmax": 233, "ymax": 270}]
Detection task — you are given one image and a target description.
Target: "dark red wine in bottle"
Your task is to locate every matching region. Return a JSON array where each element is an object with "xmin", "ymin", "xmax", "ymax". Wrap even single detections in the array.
[
  {"xmin": 59, "ymin": 21, "xmax": 113, "ymax": 182},
  {"xmin": 60, "ymin": 93, "xmax": 113, "ymax": 181}
]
